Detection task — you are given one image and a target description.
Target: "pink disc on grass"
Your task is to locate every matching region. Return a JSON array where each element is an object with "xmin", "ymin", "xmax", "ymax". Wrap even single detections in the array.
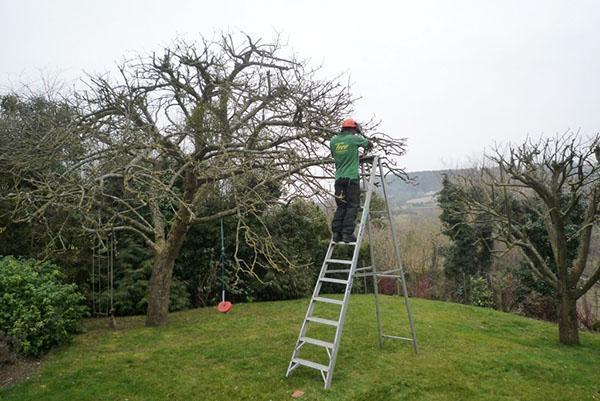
[{"xmin": 217, "ymin": 301, "xmax": 233, "ymax": 313}]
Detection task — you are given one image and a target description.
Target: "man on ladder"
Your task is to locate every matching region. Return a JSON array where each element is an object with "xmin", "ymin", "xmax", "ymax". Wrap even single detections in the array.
[
  {"xmin": 286, "ymin": 117, "xmax": 418, "ymax": 389},
  {"xmin": 330, "ymin": 118, "xmax": 372, "ymax": 243}
]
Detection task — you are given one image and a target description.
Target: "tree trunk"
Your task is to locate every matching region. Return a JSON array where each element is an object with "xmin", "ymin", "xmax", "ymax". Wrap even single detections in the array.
[
  {"xmin": 557, "ymin": 292, "xmax": 579, "ymax": 345},
  {"xmin": 462, "ymin": 271, "xmax": 471, "ymax": 304},
  {"xmin": 145, "ymin": 249, "xmax": 177, "ymax": 326},
  {"xmin": 145, "ymin": 220, "xmax": 190, "ymax": 327}
]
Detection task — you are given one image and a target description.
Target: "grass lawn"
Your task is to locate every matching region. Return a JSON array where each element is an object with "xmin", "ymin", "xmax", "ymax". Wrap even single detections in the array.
[{"xmin": 1, "ymin": 295, "xmax": 599, "ymax": 401}]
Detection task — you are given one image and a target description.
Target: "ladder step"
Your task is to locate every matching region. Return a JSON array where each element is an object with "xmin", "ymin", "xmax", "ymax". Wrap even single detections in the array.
[
  {"xmin": 313, "ymin": 296, "xmax": 343, "ymax": 305},
  {"xmin": 292, "ymin": 358, "xmax": 329, "ymax": 372},
  {"xmin": 382, "ymin": 334, "xmax": 414, "ymax": 342},
  {"xmin": 325, "ymin": 258, "xmax": 353, "ymax": 265},
  {"xmin": 325, "ymin": 269, "xmax": 350, "ymax": 273},
  {"xmin": 332, "ymin": 241, "xmax": 357, "ymax": 246},
  {"xmin": 307, "ymin": 316, "xmax": 339, "ymax": 327},
  {"xmin": 300, "ymin": 336, "xmax": 334, "ymax": 349},
  {"xmin": 320, "ymin": 277, "xmax": 348, "ymax": 284}
]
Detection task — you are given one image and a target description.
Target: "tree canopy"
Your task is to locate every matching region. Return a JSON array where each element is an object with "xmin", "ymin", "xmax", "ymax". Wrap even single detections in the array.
[{"xmin": 2, "ymin": 34, "xmax": 407, "ymax": 326}]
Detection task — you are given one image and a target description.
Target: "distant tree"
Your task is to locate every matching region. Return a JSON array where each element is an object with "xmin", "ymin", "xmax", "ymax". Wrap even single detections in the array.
[
  {"xmin": 0, "ymin": 94, "xmax": 90, "ymax": 273},
  {"xmin": 438, "ymin": 174, "xmax": 493, "ymax": 303},
  {"xmin": 508, "ymin": 193, "xmax": 586, "ymax": 320},
  {"xmin": 4, "ymin": 34, "xmax": 407, "ymax": 326},
  {"xmin": 394, "ymin": 214, "xmax": 446, "ymax": 299},
  {"xmin": 457, "ymin": 134, "xmax": 600, "ymax": 345}
]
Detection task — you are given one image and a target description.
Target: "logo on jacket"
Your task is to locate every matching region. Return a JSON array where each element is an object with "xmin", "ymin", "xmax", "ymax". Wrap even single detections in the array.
[{"xmin": 335, "ymin": 143, "xmax": 349, "ymax": 152}]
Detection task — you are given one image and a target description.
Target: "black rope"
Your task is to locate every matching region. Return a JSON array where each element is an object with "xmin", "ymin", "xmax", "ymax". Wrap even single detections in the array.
[{"xmin": 220, "ymin": 218, "xmax": 226, "ymax": 303}]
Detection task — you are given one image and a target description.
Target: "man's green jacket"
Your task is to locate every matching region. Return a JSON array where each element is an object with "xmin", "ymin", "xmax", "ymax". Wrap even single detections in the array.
[{"xmin": 330, "ymin": 132, "xmax": 370, "ymax": 180}]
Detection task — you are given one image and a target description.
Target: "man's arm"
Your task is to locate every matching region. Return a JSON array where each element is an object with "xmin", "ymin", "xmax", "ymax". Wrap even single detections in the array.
[{"xmin": 355, "ymin": 135, "xmax": 373, "ymax": 152}]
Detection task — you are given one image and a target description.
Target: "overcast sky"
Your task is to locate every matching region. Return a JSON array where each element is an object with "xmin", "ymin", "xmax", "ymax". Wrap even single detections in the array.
[{"xmin": 1, "ymin": 0, "xmax": 599, "ymax": 171}]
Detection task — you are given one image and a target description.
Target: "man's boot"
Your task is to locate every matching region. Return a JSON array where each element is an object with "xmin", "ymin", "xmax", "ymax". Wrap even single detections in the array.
[
  {"xmin": 332, "ymin": 232, "xmax": 343, "ymax": 243},
  {"xmin": 342, "ymin": 233, "xmax": 357, "ymax": 243}
]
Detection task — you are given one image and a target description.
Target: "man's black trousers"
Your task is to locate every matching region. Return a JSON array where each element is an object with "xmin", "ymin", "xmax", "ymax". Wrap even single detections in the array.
[{"xmin": 331, "ymin": 178, "xmax": 360, "ymax": 235}]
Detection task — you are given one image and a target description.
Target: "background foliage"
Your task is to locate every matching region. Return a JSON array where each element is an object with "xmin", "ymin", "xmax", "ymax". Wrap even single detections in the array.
[{"xmin": 0, "ymin": 256, "xmax": 87, "ymax": 356}]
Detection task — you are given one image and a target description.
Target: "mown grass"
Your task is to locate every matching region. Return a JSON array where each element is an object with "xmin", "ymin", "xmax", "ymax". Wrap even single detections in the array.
[{"xmin": 1, "ymin": 295, "xmax": 599, "ymax": 401}]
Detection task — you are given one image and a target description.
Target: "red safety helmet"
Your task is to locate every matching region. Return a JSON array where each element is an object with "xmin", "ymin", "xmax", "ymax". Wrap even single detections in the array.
[
  {"xmin": 341, "ymin": 118, "xmax": 362, "ymax": 133},
  {"xmin": 341, "ymin": 118, "xmax": 358, "ymax": 129}
]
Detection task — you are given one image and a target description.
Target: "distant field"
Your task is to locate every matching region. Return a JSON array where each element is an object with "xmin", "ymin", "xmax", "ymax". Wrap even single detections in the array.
[{"xmin": 1, "ymin": 296, "xmax": 599, "ymax": 401}]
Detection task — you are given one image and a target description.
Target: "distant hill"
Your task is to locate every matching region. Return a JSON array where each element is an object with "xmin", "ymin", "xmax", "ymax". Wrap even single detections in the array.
[
  {"xmin": 383, "ymin": 168, "xmax": 477, "ymax": 212},
  {"xmin": 383, "ymin": 170, "xmax": 443, "ymax": 210},
  {"xmin": 386, "ymin": 170, "xmax": 448, "ymax": 204}
]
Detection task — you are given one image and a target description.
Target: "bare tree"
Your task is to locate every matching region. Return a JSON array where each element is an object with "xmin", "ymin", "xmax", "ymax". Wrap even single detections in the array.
[
  {"xmin": 4, "ymin": 34, "xmax": 407, "ymax": 326},
  {"xmin": 456, "ymin": 133, "xmax": 600, "ymax": 344}
]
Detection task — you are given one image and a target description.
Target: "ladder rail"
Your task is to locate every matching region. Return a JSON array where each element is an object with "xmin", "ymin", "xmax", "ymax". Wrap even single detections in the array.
[
  {"xmin": 368, "ymin": 219, "xmax": 384, "ymax": 347},
  {"xmin": 378, "ymin": 157, "xmax": 419, "ymax": 354},
  {"xmin": 363, "ymin": 158, "xmax": 384, "ymax": 347},
  {"xmin": 361, "ymin": 162, "xmax": 369, "ymax": 296},
  {"xmin": 286, "ymin": 240, "xmax": 337, "ymax": 375},
  {"xmin": 324, "ymin": 155, "xmax": 379, "ymax": 389}
]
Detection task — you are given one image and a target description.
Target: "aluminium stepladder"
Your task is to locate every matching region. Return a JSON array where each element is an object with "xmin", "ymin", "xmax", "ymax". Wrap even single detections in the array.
[{"xmin": 285, "ymin": 155, "xmax": 418, "ymax": 389}]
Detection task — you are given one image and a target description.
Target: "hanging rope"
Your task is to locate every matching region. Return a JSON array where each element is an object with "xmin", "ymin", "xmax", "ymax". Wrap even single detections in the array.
[
  {"xmin": 90, "ymin": 181, "xmax": 117, "ymax": 327},
  {"xmin": 108, "ymin": 231, "xmax": 117, "ymax": 329},
  {"xmin": 217, "ymin": 218, "xmax": 233, "ymax": 313},
  {"xmin": 91, "ymin": 234, "xmax": 115, "ymax": 321},
  {"xmin": 92, "ymin": 240, "xmax": 96, "ymax": 315},
  {"xmin": 90, "ymin": 178, "xmax": 117, "ymax": 327},
  {"xmin": 220, "ymin": 218, "xmax": 226, "ymax": 303}
]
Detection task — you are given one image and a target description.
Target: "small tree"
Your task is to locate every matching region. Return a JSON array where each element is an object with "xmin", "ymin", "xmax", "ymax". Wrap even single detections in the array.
[
  {"xmin": 438, "ymin": 174, "xmax": 493, "ymax": 303},
  {"xmin": 457, "ymin": 134, "xmax": 600, "ymax": 344}
]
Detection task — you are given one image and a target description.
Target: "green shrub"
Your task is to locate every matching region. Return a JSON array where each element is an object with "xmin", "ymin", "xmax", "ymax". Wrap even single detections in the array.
[
  {"xmin": 592, "ymin": 321, "xmax": 600, "ymax": 332},
  {"xmin": 470, "ymin": 276, "xmax": 495, "ymax": 308},
  {"xmin": 0, "ymin": 256, "xmax": 87, "ymax": 356},
  {"xmin": 519, "ymin": 291, "xmax": 557, "ymax": 322}
]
